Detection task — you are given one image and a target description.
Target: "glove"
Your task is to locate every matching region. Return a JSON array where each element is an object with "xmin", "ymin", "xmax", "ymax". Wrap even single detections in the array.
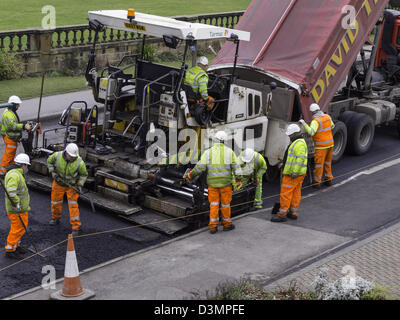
[
  {"xmin": 24, "ymin": 121, "xmax": 33, "ymax": 131},
  {"xmin": 291, "ymin": 173, "xmax": 299, "ymax": 179},
  {"xmin": 233, "ymin": 179, "xmax": 243, "ymax": 192},
  {"xmin": 184, "ymin": 171, "xmax": 193, "ymax": 182},
  {"xmin": 14, "ymin": 203, "xmax": 21, "ymax": 212},
  {"xmin": 78, "ymin": 186, "xmax": 83, "ymax": 193},
  {"xmin": 51, "ymin": 172, "xmax": 58, "ymax": 180},
  {"xmin": 205, "ymin": 97, "xmax": 215, "ymax": 110},
  {"xmin": 299, "ymin": 119, "xmax": 306, "ymax": 126}
]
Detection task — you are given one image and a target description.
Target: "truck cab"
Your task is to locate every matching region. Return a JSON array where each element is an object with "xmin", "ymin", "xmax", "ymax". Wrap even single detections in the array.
[{"xmin": 375, "ymin": 9, "xmax": 400, "ymax": 82}]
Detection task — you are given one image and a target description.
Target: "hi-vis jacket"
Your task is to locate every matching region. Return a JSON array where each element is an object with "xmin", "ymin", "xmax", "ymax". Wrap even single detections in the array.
[
  {"xmin": 191, "ymin": 143, "xmax": 240, "ymax": 188},
  {"xmin": 184, "ymin": 65, "xmax": 209, "ymax": 100},
  {"xmin": 47, "ymin": 151, "xmax": 88, "ymax": 187},
  {"xmin": 237, "ymin": 151, "xmax": 267, "ymax": 184},
  {"xmin": 5, "ymin": 168, "xmax": 30, "ymax": 213},
  {"xmin": 283, "ymin": 138, "xmax": 308, "ymax": 176},
  {"xmin": 0, "ymin": 109, "xmax": 23, "ymax": 141},
  {"xmin": 304, "ymin": 111, "xmax": 335, "ymax": 149}
]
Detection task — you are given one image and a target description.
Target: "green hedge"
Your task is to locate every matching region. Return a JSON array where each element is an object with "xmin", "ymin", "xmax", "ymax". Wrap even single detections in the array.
[{"xmin": 0, "ymin": 52, "xmax": 24, "ymax": 80}]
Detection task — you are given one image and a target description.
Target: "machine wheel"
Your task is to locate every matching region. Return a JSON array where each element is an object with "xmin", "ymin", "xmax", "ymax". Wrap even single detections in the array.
[
  {"xmin": 346, "ymin": 113, "xmax": 375, "ymax": 155},
  {"xmin": 332, "ymin": 120, "xmax": 347, "ymax": 163}
]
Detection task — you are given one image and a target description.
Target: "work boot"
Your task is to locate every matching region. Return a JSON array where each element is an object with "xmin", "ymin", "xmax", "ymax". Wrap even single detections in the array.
[
  {"xmin": 271, "ymin": 215, "xmax": 287, "ymax": 223},
  {"xmin": 271, "ymin": 203, "xmax": 280, "ymax": 215},
  {"xmin": 209, "ymin": 228, "xmax": 218, "ymax": 234},
  {"xmin": 324, "ymin": 180, "xmax": 333, "ymax": 187},
  {"xmin": 223, "ymin": 224, "xmax": 235, "ymax": 232},
  {"xmin": 287, "ymin": 212, "xmax": 298, "ymax": 220},
  {"xmin": 49, "ymin": 218, "xmax": 60, "ymax": 226},
  {"xmin": 5, "ymin": 251, "xmax": 23, "ymax": 260}
]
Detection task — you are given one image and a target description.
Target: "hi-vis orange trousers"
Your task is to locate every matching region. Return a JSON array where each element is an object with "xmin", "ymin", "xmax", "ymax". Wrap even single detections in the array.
[
  {"xmin": 51, "ymin": 180, "xmax": 81, "ymax": 230},
  {"xmin": 0, "ymin": 136, "xmax": 18, "ymax": 174},
  {"xmin": 5, "ymin": 212, "xmax": 28, "ymax": 252},
  {"xmin": 208, "ymin": 186, "xmax": 232, "ymax": 230},
  {"xmin": 313, "ymin": 147, "xmax": 333, "ymax": 185},
  {"xmin": 277, "ymin": 175, "xmax": 306, "ymax": 218}
]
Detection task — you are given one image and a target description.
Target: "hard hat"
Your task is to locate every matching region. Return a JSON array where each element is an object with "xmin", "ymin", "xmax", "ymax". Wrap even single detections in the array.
[
  {"xmin": 14, "ymin": 153, "xmax": 31, "ymax": 166},
  {"xmin": 65, "ymin": 143, "xmax": 79, "ymax": 157},
  {"xmin": 197, "ymin": 56, "xmax": 209, "ymax": 66},
  {"xmin": 241, "ymin": 148, "xmax": 255, "ymax": 163},
  {"xmin": 310, "ymin": 103, "xmax": 320, "ymax": 113},
  {"xmin": 286, "ymin": 124, "xmax": 301, "ymax": 136},
  {"xmin": 215, "ymin": 130, "xmax": 228, "ymax": 142},
  {"xmin": 8, "ymin": 95, "xmax": 22, "ymax": 105}
]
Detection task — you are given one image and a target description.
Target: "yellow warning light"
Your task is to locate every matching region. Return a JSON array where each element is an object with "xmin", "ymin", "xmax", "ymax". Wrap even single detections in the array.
[{"xmin": 127, "ymin": 9, "xmax": 136, "ymax": 21}]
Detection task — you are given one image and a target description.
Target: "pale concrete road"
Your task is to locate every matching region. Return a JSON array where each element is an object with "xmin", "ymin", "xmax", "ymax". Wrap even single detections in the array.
[{"xmin": 15, "ymin": 90, "xmax": 97, "ymax": 122}]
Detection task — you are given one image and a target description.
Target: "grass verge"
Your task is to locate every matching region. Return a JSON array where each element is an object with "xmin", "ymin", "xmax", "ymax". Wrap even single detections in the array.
[
  {"xmin": 0, "ymin": 76, "xmax": 88, "ymax": 103},
  {"xmin": 0, "ymin": 50, "xmax": 215, "ymax": 103},
  {"xmin": 0, "ymin": 0, "xmax": 250, "ymax": 31}
]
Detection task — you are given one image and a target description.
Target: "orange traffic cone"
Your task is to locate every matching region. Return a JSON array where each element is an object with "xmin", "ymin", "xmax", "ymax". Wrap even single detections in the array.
[{"xmin": 50, "ymin": 234, "xmax": 95, "ymax": 300}]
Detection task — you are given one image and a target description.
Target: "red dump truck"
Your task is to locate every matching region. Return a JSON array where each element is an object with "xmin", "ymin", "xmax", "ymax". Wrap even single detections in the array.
[{"xmin": 210, "ymin": 0, "xmax": 400, "ymax": 175}]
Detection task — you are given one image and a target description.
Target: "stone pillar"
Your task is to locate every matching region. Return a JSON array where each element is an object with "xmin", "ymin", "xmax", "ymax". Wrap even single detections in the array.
[{"xmin": 38, "ymin": 30, "xmax": 53, "ymax": 72}]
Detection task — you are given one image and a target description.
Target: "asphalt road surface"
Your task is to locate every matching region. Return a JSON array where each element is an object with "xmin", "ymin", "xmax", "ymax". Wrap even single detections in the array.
[{"xmin": 0, "ymin": 117, "xmax": 400, "ymax": 298}]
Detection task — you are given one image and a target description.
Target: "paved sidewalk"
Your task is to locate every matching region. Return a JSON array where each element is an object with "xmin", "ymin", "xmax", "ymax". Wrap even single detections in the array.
[{"xmin": 264, "ymin": 221, "xmax": 400, "ymax": 299}]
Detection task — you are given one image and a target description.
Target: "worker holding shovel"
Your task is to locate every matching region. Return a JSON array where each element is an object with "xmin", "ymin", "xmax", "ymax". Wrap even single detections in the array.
[
  {"xmin": 3, "ymin": 153, "xmax": 31, "ymax": 259},
  {"xmin": 47, "ymin": 143, "xmax": 88, "ymax": 236}
]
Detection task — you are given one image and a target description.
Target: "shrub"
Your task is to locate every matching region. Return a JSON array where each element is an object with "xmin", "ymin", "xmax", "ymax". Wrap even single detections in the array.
[
  {"xmin": 193, "ymin": 278, "xmax": 316, "ymax": 300},
  {"xmin": 0, "ymin": 51, "xmax": 24, "ymax": 80},
  {"xmin": 360, "ymin": 284, "xmax": 391, "ymax": 300},
  {"xmin": 138, "ymin": 44, "xmax": 155, "ymax": 62},
  {"xmin": 312, "ymin": 268, "xmax": 389, "ymax": 300}
]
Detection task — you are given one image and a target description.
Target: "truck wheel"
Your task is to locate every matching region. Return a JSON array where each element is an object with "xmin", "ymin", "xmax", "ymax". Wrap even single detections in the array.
[
  {"xmin": 346, "ymin": 113, "xmax": 375, "ymax": 155},
  {"xmin": 338, "ymin": 110, "xmax": 357, "ymax": 127},
  {"xmin": 332, "ymin": 120, "xmax": 347, "ymax": 163},
  {"xmin": 397, "ymin": 116, "xmax": 400, "ymax": 138}
]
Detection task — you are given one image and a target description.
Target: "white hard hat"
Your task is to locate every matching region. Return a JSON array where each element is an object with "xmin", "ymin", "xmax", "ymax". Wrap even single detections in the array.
[
  {"xmin": 215, "ymin": 130, "xmax": 228, "ymax": 142},
  {"xmin": 8, "ymin": 95, "xmax": 22, "ymax": 105},
  {"xmin": 241, "ymin": 148, "xmax": 255, "ymax": 163},
  {"xmin": 197, "ymin": 56, "xmax": 209, "ymax": 66},
  {"xmin": 310, "ymin": 103, "xmax": 320, "ymax": 112},
  {"xmin": 286, "ymin": 124, "xmax": 301, "ymax": 136},
  {"xmin": 65, "ymin": 143, "xmax": 79, "ymax": 157},
  {"xmin": 14, "ymin": 153, "xmax": 31, "ymax": 166}
]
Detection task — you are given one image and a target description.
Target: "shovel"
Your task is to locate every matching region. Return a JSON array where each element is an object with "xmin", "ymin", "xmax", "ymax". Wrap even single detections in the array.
[{"xmin": 55, "ymin": 176, "xmax": 96, "ymax": 213}]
